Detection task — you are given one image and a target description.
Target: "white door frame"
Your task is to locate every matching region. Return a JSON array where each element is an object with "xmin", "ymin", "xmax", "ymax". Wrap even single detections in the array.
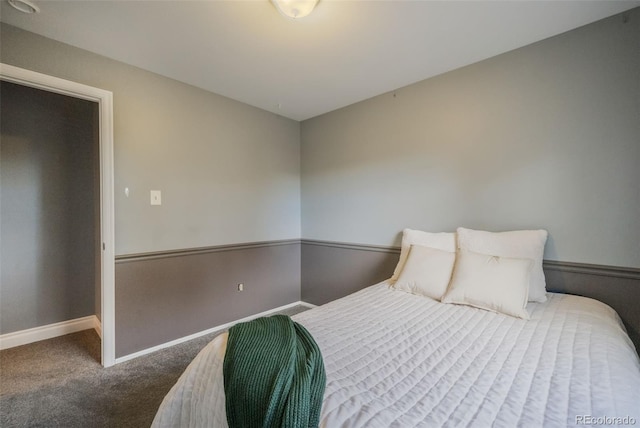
[{"xmin": 0, "ymin": 63, "xmax": 116, "ymax": 367}]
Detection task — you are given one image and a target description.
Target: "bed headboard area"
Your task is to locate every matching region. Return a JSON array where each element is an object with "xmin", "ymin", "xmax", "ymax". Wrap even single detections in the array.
[{"xmin": 301, "ymin": 240, "xmax": 640, "ymax": 354}]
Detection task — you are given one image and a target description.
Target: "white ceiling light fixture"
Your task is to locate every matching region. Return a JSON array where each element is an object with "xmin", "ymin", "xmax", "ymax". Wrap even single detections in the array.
[
  {"xmin": 7, "ymin": 0, "xmax": 39, "ymax": 14},
  {"xmin": 272, "ymin": 0, "xmax": 319, "ymax": 19}
]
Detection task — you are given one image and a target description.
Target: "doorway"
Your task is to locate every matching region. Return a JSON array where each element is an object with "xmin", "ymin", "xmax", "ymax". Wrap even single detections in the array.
[{"xmin": 0, "ymin": 64, "xmax": 115, "ymax": 367}]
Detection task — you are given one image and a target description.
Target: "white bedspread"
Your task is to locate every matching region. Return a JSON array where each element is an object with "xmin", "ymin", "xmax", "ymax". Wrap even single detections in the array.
[{"xmin": 152, "ymin": 281, "xmax": 640, "ymax": 428}]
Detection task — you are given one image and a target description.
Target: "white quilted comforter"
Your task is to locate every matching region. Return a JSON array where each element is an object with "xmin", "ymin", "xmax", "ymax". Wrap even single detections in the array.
[{"xmin": 152, "ymin": 281, "xmax": 640, "ymax": 428}]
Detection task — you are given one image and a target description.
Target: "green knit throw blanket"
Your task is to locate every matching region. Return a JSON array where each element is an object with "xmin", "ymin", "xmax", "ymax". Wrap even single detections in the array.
[{"xmin": 223, "ymin": 315, "xmax": 326, "ymax": 428}]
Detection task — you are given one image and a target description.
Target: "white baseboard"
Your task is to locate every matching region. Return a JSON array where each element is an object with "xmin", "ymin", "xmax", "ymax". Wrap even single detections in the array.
[
  {"xmin": 115, "ymin": 300, "xmax": 317, "ymax": 364},
  {"xmin": 0, "ymin": 315, "xmax": 102, "ymax": 350},
  {"xmin": 94, "ymin": 316, "xmax": 103, "ymax": 339}
]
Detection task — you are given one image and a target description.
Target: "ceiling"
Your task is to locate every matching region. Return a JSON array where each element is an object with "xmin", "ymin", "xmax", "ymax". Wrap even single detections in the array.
[{"xmin": 1, "ymin": 0, "xmax": 638, "ymax": 121}]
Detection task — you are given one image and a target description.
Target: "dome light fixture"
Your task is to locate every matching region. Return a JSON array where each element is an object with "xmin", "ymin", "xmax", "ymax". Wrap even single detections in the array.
[
  {"xmin": 272, "ymin": 0, "xmax": 319, "ymax": 19},
  {"xmin": 8, "ymin": 0, "xmax": 40, "ymax": 14}
]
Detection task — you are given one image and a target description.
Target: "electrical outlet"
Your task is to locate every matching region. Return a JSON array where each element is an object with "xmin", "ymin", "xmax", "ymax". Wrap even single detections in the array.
[{"xmin": 237, "ymin": 283, "xmax": 244, "ymax": 292}]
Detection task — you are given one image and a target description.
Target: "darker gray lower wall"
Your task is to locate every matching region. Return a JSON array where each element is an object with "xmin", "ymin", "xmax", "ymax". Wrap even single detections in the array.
[
  {"xmin": 301, "ymin": 240, "xmax": 640, "ymax": 353},
  {"xmin": 301, "ymin": 240, "xmax": 399, "ymax": 305},
  {"xmin": 114, "ymin": 241, "xmax": 301, "ymax": 358},
  {"xmin": 0, "ymin": 81, "xmax": 99, "ymax": 334}
]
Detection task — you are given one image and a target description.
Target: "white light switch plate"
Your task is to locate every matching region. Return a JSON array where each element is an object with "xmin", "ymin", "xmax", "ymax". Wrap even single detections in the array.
[{"xmin": 150, "ymin": 190, "xmax": 162, "ymax": 205}]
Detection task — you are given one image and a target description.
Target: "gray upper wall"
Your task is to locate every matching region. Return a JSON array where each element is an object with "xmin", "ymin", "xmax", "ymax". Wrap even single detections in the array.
[
  {"xmin": 301, "ymin": 9, "xmax": 640, "ymax": 268},
  {"xmin": 0, "ymin": 23, "xmax": 301, "ymax": 256},
  {"xmin": 3, "ymin": 8, "xmax": 639, "ymax": 268}
]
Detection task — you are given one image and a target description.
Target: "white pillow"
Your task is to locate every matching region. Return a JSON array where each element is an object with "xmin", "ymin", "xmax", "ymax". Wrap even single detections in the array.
[
  {"xmin": 394, "ymin": 245, "xmax": 456, "ymax": 300},
  {"xmin": 456, "ymin": 227, "xmax": 548, "ymax": 302},
  {"xmin": 441, "ymin": 249, "xmax": 532, "ymax": 319},
  {"xmin": 391, "ymin": 229, "xmax": 457, "ymax": 284}
]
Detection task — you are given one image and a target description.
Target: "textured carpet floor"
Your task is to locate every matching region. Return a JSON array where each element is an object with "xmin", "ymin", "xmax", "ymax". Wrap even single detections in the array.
[{"xmin": 0, "ymin": 305, "xmax": 310, "ymax": 428}]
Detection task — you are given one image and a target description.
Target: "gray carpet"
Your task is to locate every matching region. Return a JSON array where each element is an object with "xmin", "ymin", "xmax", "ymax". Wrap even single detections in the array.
[{"xmin": 0, "ymin": 306, "xmax": 310, "ymax": 428}]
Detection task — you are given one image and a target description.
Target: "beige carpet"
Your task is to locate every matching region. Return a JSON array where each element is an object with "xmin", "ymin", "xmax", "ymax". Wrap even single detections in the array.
[{"xmin": 0, "ymin": 305, "xmax": 309, "ymax": 428}]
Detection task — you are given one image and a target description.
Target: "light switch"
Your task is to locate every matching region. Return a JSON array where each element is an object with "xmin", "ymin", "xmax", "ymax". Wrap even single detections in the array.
[{"xmin": 150, "ymin": 190, "xmax": 162, "ymax": 205}]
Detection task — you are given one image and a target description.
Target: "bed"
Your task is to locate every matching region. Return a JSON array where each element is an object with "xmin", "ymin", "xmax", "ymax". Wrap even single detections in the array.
[
  {"xmin": 152, "ymin": 280, "xmax": 640, "ymax": 428},
  {"xmin": 153, "ymin": 227, "xmax": 640, "ymax": 427}
]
